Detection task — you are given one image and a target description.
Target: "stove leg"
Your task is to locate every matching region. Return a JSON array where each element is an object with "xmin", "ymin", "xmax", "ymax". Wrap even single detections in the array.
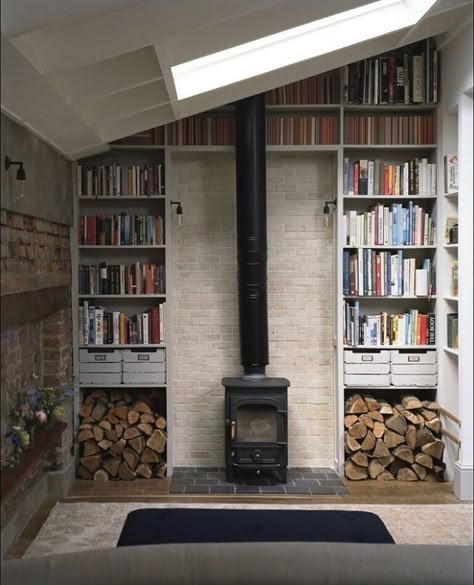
[{"xmin": 226, "ymin": 467, "xmax": 235, "ymax": 483}]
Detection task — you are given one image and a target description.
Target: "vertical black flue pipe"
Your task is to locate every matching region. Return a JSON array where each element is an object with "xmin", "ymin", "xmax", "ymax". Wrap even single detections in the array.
[{"xmin": 235, "ymin": 94, "xmax": 269, "ymax": 376}]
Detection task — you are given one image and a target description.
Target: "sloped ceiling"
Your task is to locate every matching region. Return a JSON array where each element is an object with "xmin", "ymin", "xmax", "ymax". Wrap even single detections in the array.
[{"xmin": 1, "ymin": 0, "xmax": 472, "ymax": 160}]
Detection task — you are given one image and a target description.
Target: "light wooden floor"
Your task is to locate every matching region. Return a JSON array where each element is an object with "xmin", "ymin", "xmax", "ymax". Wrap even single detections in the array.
[{"xmin": 7, "ymin": 479, "xmax": 467, "ymax": 560}]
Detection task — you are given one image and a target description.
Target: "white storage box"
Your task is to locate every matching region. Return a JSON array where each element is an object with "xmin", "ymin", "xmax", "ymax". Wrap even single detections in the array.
[
  {"xmin": 122, "ymin": 362, "xmax": 166, "ymax": 374},
  {"xmin": 344, "ymin": 362, "xmax": 390, "ymax": 374},
  {"xmin": 123, "ymin": 349, "xmax": 165, "ymax": 363},
  {"xmin": 391, "ymin": 363, "xmax": 437, "ymax": 375},
  {"xmin": 79, "ymin": 349, "xmax": 122, "ymax": 363},
  {"xmin": 79, "ymin": 372, "xmax": 122, "ymax": 385},
  {"xmin": 79, "ymin": 362, "xmax": 122, "ymax": 373},
  {"xmin": 390, "ymin": 350, "xmax": 437, "ymax": 364},
  {"xmin": 344, "ymin": 350, "xmax": 390, "ymax": 364},
  {"xmin": 123, "ymin": 372, "xmax": 166, "ymax": 384},
  {"xmin": 344, "ymin": 374, "xmax": 390, "ymax": 387},
  {"xmin": 390, "ymin": 373, "xmax": 437, "ymax": 387}
]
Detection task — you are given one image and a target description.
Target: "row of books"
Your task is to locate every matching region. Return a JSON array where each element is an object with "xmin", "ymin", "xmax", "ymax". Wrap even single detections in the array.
[
  {"xmin": 451, "ymin": 261, "xmax": 458, "ymax": 297},
  {"xmin": 343, "ymin": 251, "xmax": 434, "ymax": 297},
  {"xmin": 78, "ymin": 263, "xmax": 166, "ymax": 295},
  {"xmin": 77, "ymin": 164, "xmax": 165, "ymax": 197},
  {"xmin": 266, "ymin": 115, "xmax": 338, "ymax": 145},
  {"xmin": 167, "ymin": 115, "xmax": 235, "ymax": 146},
  {"xmin": 447, "ymin": 314, "xmax": 459, "ymax": 349},
  {"xmin": 110, "ymin": 127, "xmax": 165, "ymax": 146},
  {"xmin": 79, "ymin": 302, "xmax": 166, "ymax": 345},
  {"xmin": 343, "ymin": 38, "xmax": 438, "ymax": 105},
  {"xmin": 343, "ymin": 204, "xmax": 436, "ymax": 247},
  {"xmin": 78, "ymin": 214, "xmax": 165, "ymax": 246},
  {"xmin": 265, "ymin": 70, "xmax": 340, "ymax": 105},
  {"xmin": 344, "ymin": 114, "xmax": 435, "ymax": 145},
  {"xmin": 343, "ymin": 302, "xmax": 436, "ymax": 346},
  {"xmin": 343, "ymin": 158, "xmax": 437, "ymax": 196}
]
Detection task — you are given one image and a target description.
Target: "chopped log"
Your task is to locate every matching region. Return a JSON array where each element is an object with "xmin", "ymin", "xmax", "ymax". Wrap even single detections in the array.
[
  {"xmin": 350, "ymin": 452, "xmax": 369, "ymax": 467},
  {"xmin": 359, "ymin": 430, "xmax": 376, "ymax": 451},
  {"xmin": 107, "ymin": 411, "xmax": 120, "ymax": 425},
  {"xmin": 112, "ymin": 405, "xmax": 128, "ymax": 420},
  {"xmin": 136, "ymin": 463, "xmax": 152, "ymax": 479},
  {"xmin": 393, "ymin": 445, "xmax": 415, "ymax": 464},
  {"xmin": 385, "ymin": 412, "xmax": 407, "ymax": 435},
  {"xmin": 156, "ymin": 462, "xmax": 167, "ymax": 479},
  {"xmin": 155, "ymin": 417, "xmax": 167, "ymax": 430},
  {"xmin": 80, "ymin": 455, "xmax": 102, "ymax": 474},
  {"xmin": 123, "ymin": 427, "xmax": 140, "ymax": 441},
  {"xmin": 81, "ymin": 417, "xmax": 95, "ymax": 424},
  {"xmin": 141, "ymin": 447, "xmax": 161, "ymax": 463},
  {"xmin": 133, "ymin": 401, "xmax": 152, "ymax": 414},
  {"xmin": 77, "ymin": 429, "xmax": 94, "ymax": 442},
  {"xmin": 416, "ymin": 414, "xmax": 425, "ymax": 428},
  {"xmin": 84, "ymin": 394, "xmax": 95, "ymax": 405},
  {"xmin": 367, "ymin": 411, "xmax": 384, "ymax": 423},
  {"xmin": 94, "ymin": 469, "xmax": 109, "ymax": 481},
  {"xmin": 359, "ymin": 415, "xmax": 374, "ymax": 430},
  {"xmin": 415, "ymin": 428, "xmax": 436, "ymax": 448},
  {"xmin": 344, "ymin": 415, "xmax": 359, "ymax": 428},
  {"xmin": 394, "ymin": 406, "xmax": 420, "ymax": 426},
  {"xmin": 98, "ymin": 420, "xmax": 112, "ymax": 430},
  {"xmin": 397, "ymin": 468, "xmax": 418, "ymax": 482},
  {"xmin": 378, "ymin": 400, "xmax": 393, "ymax": 415},
  {"xmin": 77, "ymin": 465, "xmax": 93, "ymax": 479},
  {"xmin": 348, "ymin": 421, "xmax": 368, "ymax": 440},
  {"xmin": 345, "ymin": 394, "xmax": 368, "ymax": 414},
  {"xmin": 78, "ymin": 423, "xmax": 93, "ymax": 430},
  {"xmin": 373, "ymin": 421, "xmax": 385, "ymax": 439},
  {"xmin": 115, "ymin": 424, "xmax": 124, "ymax": 438},
  {"xmin": 105, "ymin": 429, "xmax": 118, "ymax": 442},
  {"xmin": 421, "ymin": 439, "xmax": 444, "ymax": 460},
  {"xmin": 368, "ymin": 459, "xmax": 384, "ymax": 479},
  {"xmin": 123, "ymin": 392, "xmax": 133, "ymax": 404},
  {"xmin": 110, "ymin": 390, "xmax": 123, "ymax": 402},
  {"xmin": 415, "ymin": 452, "xmax": 434, "ymax": 469},
  {"xmin": 377, "ymin": 471, "xmax": 395, "ymax": 481},
  {"xmin": 118, "ymin": 461, "xmax": 136, "ymax": 481},
  {"xmin": 406, "ymin": 425, "xmax": 417, "ymax": 450},
  {"xmin": 424, "ymin": 472, "xmax": 442, "ymax": 482},
  {"xmin": 123, "ymin": 448, "xmax": 139, "ymax": 471},
  {"xmin": 425, "ymin": 417, "xmax": 442, "ymax": 434},
  {"xmin": 390, "ymin": 459, "xmax": 407, "ymax": 476},
  {"xmin": 129, "ymin": 436, "xmax": 145, "ymax": 455},
  {"xmin": 79, "ymin": 403, "xmax": 94, "ymax": 418},
  {"xmin": 138, "ymin": 423, "xmax": 153, "ymax": 436},
  {"xmin": 383, "ymin": 429, "xmax": 405, "ymax": 449},
  {"xmin": 345, "ymin": 460, "xmax": 368, "ymax": 480},
  {"xmin": 98, "ymin": 439, "xmax": 113, "ymax": 450},
  {"xmin": 127, "ymin": 410, "xmax": 140, "ymax": 425},
  {"xmin": 119, "ymin": 420, "xmax": 130, "ymax": 429},
  {"xmin": 412, "ymin": 463, "xmax": 428, "ymax": 480},
  {"xmin": 344, "ymin": 433, "xmax": 361, "ymax": 453},
  {"xmin": 377, "ymin": 454, "xmax": 395, "ymax": 467},
  {"xmin": 420, "ymin": 408, "xmax": 437, "ymax": 421},
  {"xmin": 83, "ymin": 440, "xmax": 100, "ymax": 457},
  {"xmin": 110, "ymin": 438, "xmax": 126, "ymax": 455},
  {"xmin": 372, "ymin": 439, "xmax": 390, "ymax": 459},
  {"xmin": 147, "ymin": 429, "xmax": 167, "ymax": 453},
  {"xmin": 101, "ymin": 458, "xmax": 119, "ymax": 477},
  {"xmin": 91, "ymin": 390, "xmax": 107, "ymax": 400},
  {"xmin": 363, "ymin": 395, "xmax": 380, "ymax": 412},
  {"xmin": 140, "ymin": 413, "xmax": 155, "ymax": 424},
  {"xmin": 423, "ymin": 400, "xmax": 440, "ymax": 412},
  {"xmin": 90, "ymin": 401, "xmax": 108, "ymax": 421},
  {"xmin": 401, "ymin": 395, "xmax": 423, "ymax": 410},
  {"xmin": 93, "ymin": 426, "xmax": 104, "ymax": 443}
]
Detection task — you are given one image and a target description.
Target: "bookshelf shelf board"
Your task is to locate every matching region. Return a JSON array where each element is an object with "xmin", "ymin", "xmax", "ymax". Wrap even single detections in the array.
[
  {"xmin": 444, "ymin": 192, "xmax": 458, "ymax": 199},
  {"xmin": 79, "ymin": 344, "xmax": 166, "ymax": 349},
  {"xmin": 343, "ymin": 104, "xmax": 437, "ymax": 111},
  {"xmin": 444, "ymin": 295, "xmax": 458, "ymax": 302},
  {"xmin": 344, "ymin": 385, "xmax": 435, "ymax": 390},
  {"xmin": 109, "ymin": 144, "xmax": 165, "ymax": 151},
  {"xmin": 343, "ymin": 194, "xmax": 437, "ymax": 200},
  {"xmin": 265, "ymin": 104, "xmax": 341, "ymax": 111},
  {"xmin": 443, "ymin": 244, "xmax": 459, "ymax": 250},
  {"xmin": 343, "ymin": 245, "xmax": 436, "ymax": 250},
  {"xmin": 78, "ymin": 294, "xmax": 166, "ymax": 299},
  {"xmin": 79, "ymin": 384, "xmax": 167, "ymax": 389},
  {"xmin": 78, "ymin": 245, "xmax": 165, "ymax": 249},
  {"xmin": 443, "ymin": 347, "xmax": 459, "ymax": 357},
  {"xmin": 266, "ymin": 144, "xmax": 340, "ymax": 152},
  {"xmin": 78, "ymin": 195, "xmax": 165, "ymax": 200},
  {"xmin": 343, "ymin": 295, "xmax": 436, "ymax": 300},
  {"xmin": 343, "ymin": 144, "xmax": 436, "ymax": 150},
  {"xmin": 343, "ymin": 345, "xmax": 436, "ymax": 350},
  {"xmin": 167, "ymin": 145, "xmax": 234, "ymax": 152}
]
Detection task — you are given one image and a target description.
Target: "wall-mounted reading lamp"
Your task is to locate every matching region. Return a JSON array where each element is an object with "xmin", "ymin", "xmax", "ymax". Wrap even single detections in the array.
[
  {"xmin": 170, "ymin": 200, "xmax": 183, "ymax": 226},
  {"xmin": 323, "ymin": 198, "xmax": 337, "ymax": 227},
  {"xmin": 5, "ymin": 156, "xmax": 27, "ymax": 204}
]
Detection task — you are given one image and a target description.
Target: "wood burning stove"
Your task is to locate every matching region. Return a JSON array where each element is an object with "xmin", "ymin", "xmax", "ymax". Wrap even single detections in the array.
[{"xmin": 222, "ymin": 93, "xmax": 289, "ymax": 484}]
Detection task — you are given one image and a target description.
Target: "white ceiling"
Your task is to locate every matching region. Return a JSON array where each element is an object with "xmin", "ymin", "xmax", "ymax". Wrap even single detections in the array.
[{"xmin": 1, "ymin": 0, "xmax": 472, "ymax": 160}]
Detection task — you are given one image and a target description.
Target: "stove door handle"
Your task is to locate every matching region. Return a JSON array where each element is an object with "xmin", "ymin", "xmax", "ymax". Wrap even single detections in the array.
[{"xmin": 231, "ymin": 420, "xmax": 236, "ymax": 440}]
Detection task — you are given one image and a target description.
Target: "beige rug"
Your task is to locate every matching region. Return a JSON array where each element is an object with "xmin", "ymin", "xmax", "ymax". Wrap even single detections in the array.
[{"xmin": 24, "ymin": 502, "xmax": 473, "ymax": 558}]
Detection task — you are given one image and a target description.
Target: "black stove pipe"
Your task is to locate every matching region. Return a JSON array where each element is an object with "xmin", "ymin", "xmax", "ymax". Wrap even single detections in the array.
[{"xmin": 235, "ymin": 94, "xmax": 269, "ymax": 376}]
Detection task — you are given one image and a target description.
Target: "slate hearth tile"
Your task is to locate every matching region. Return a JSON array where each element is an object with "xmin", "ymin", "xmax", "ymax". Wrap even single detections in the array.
[
  {"xmin": 173, "ymin": 467, "xmax": 196, "ymax": 472},
  {"xmin": 286, "ymin": 486, "xmax": 312, "ymax": 494},
  {"xmin": 287, "ymin": 472, "xmax": 303, "ymax": 480},
  {"xmin": 333, "ymin": 487, "xmax": 349, "ymax": 495},
  {"xmin": 325, "ymin": 473, "xmax": 341, "ymax": 480},
  {"xmin": 197, "ymin": 467, "xmax": 221, "ymax": 472},
  {"xmin": 210, "ymin": 486, "xmax": 236, "ymax": 494},
  {"xmin": 318, "ymin": 480, "xmax": 346, "ymax": 487},
  {"xmin": 292, "ymin": 467, "xmax": 313, "ymax": 472},
  {"xmin": 308, "ymin": 486, "xmax": 341, "ymax": 495},
  {"xmin": 313, "ymin": 467, "xmax": 334, "ymax": 473},
  {"xmin": 300, "ymin": 472, "xmax": 330, "ymax": 479},
  {"xmin": 169, "ymin": 480, "xmax": 196, "ymax": 487},
  {"xmin": 169, "ymin": 485, "xmax": 185, "ymax": 493},
  {"xmin": 184, "ymin": 486, "xmax": 211, "ymax": 494},
  {"xmin": 235, "ymin": 486, "xmax": 261, "ymax": 494},
  {"xmin": 206, "ymin": 472, "xmax": 226, "ymax": 480},
  {"xmin": 258, "ymin": 485, "xmax": 287, "ymax": 494},
  {"xmin": 194, "ymin": 479, "xmax": 220, "ymax": 485},
  {"xmin": 291, "ymin": 479, "xmax": 321, "ymax": 487}
]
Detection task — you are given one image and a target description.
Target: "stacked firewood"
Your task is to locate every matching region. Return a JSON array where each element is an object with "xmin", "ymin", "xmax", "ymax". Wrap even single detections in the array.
[
  {"xmin": 344, "ymin": 394, "xmax": 444, "ymax": 481},
  {"xmin": 77, "ymin": 390, "xmax": 167, "ymax": 480}
]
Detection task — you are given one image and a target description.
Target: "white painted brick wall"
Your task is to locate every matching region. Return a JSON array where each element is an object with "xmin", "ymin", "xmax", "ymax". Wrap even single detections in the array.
[{"xmin": 171, "ymin": 152, "xmax": 335, "ymax": 467}]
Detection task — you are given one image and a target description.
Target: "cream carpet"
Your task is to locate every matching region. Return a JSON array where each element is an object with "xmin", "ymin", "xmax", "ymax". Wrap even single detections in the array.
[{"xmin": 24, "ymin": 502, "xmax": 473, "ymax": 558}]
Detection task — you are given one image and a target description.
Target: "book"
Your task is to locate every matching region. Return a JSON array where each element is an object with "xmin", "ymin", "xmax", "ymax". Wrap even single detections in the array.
[
  {"xmin": 451, "ymin": 261, "xmax": 459, "ymax": 297},
  {"xmin": 444, "ymin": 154, "xmax": 458, "ymax": 193}
]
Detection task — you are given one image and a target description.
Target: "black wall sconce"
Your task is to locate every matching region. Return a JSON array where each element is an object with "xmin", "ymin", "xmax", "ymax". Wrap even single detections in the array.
[
  {"xmin": 170, "ymin": 200, "xmax": 183, "ymax": 226},
  {"xmin": 323, "ymin": 198, "xmax": 337, "ymax": 227},
  {"xmin": 5, "ymin": 156, "xmax": 27, "ymax": 203}
]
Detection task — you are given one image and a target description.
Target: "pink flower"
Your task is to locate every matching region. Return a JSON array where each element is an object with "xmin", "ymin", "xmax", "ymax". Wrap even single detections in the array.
[
  {"xmin": 20, "ymin": 403, "xmax": 31, "ymax": 417},
  {"xmin": 35, "ymin": 411, "xmax": 48, "ymax": 424},
  {"xmin": 1, "ymin": 448, "xmax": 10, "ymax": 466}
]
